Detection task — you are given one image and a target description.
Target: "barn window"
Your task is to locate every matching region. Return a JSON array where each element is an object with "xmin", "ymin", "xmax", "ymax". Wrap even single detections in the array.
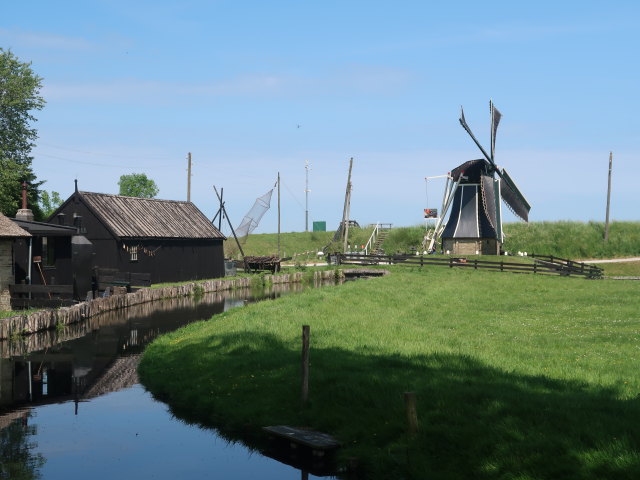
[{"xmin": 130, "ymin": 245, "xmax": 138, "ymax": 262}]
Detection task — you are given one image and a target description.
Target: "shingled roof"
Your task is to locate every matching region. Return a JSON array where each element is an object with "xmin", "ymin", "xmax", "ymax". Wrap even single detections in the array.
[
  {"xmin": 79, "ymin": 192, "xmax": 224, "ymax": 239},
  {"xmin": 0, "ymin": 213, "xmax": 31, "ymax": 238}
]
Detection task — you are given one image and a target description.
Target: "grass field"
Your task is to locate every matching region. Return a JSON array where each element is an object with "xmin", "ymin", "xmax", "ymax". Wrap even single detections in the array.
[
  {"xmin": 599, "ymin": 261, "xmax": 640, "ymax": 277},
  {"xmin": 139, "ymin": 267, "xmax": 640, "ymax": 479}
]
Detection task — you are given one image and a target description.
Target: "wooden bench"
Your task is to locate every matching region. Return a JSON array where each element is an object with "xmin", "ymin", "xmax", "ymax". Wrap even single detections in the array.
[
  {"xmin": 9, "ymin": 284, "xmax": 75, "ymax": 309},
  {"xmin": 93, "ymin": 268, "xmax": 151, "ymax": 293}
]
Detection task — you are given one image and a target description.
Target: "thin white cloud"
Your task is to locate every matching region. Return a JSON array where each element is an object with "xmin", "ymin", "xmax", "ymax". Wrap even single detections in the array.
[
  {"xmin": 42, "ymin": 75, "xmax": 288, "ymax": 102},
  {"xmin": 0, "ymin": 28, "xmax": 95, "ymax": 51},
  {"xmin": 42, "ymin": 65, "xmax": 412, "ymax": 103}
]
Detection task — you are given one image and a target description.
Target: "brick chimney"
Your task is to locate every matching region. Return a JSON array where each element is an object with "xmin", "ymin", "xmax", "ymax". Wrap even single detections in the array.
[{"xmin": 15, "ymin": 181, "xmax": 35, "ymax": 222}]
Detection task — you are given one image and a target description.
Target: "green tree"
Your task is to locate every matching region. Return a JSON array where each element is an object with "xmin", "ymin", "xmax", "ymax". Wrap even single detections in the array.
[
  {"xmin": 0, "ymin": 49, "xmax": 45, "ymax": 218},
  {"xmin": 39, "ymin": 190, "xmax": 63, "ymax": 218},
  {"xmin": 118, "ymin": 173, "xmax": 159, "ymax": 198}
]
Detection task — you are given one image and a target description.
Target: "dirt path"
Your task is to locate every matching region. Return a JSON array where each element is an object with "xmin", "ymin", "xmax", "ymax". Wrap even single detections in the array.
[{"xmin": 581, "ymin": 257, "xmax": 640, "ymax": 264}]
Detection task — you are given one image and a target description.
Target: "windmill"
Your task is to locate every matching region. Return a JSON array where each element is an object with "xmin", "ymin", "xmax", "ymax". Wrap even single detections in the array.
[{"xmin": 428, "ymin": 101, "xmax": 530, "ymax": 255}]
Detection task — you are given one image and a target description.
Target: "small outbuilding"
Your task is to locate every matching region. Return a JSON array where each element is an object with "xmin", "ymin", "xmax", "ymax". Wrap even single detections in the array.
[
  {"xmin": 0, "ymin": 213, "xmax": 31, "ymax": 311},
  {"xmin": 50, "ymin": 189, "xmax": 226, "ymax": 284}
]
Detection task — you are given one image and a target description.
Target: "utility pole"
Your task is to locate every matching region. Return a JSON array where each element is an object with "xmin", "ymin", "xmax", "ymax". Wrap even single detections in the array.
[
  {"xmin": 305, "ymin": 160, "xmax": 311, "ymax": 232},
  {"xmin": 187, "ymin": 152, "xmax": 192, "ymax": 202},
  {"xmin": 604, "ymin": 151, "xmax": 613, "ymax": 242},
  {"xmin": 278, "ymin": 172, "xmax": 281, "ymax": 258},
  {"xmin": 341, "ymin": 158, "xmax": 353, "ymax": 253}
]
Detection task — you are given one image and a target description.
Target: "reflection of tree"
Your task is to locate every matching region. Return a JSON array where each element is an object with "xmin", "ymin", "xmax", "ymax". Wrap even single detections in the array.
[{"xmin": 0, "ymin": 412, "xmax": 45, "ymax": 480}]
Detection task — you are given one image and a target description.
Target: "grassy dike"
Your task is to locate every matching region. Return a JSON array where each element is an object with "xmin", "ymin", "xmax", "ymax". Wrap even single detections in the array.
[
  {"xmin": 139, "ymin": 267, "xmax": 640, "ymax": 479},
  {"xmin": 224, "ymin": 227, "xmax": 375, "ymax": 259},
  {"xmin": 382, "ymin": 221, "xmax": 640, "ymax": 259}
]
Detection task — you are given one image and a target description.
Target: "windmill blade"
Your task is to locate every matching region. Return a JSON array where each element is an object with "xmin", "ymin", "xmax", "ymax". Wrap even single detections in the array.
[
  {"xmin": 490, "ymin": 101, "xmax": 502, "ymax": 162},
  {"xmin": 459, "ymin": 106, "xmax": 494, "ymax": 167},
  {"xmin": 499, "ymin": 168, "xmax": 530, "ymax": 222}
]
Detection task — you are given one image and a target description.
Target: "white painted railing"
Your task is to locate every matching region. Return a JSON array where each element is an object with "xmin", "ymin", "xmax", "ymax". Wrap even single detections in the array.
[{"xmin": 363, "ymin": 222, "xmax": 380, "ymax": 255}]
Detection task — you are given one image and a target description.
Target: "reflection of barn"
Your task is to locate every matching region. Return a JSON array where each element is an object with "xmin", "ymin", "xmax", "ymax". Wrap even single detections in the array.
[
  {"xmin": 0, "ymin": 213, "xmax": 31, "ymax": 311},
  {"xmin": 50, "ymin": 188, "xmax": 226, "ymax": 284},
  {"xmin": 0, "ymin": 293, "xmax": 227, "ymax": 411}
]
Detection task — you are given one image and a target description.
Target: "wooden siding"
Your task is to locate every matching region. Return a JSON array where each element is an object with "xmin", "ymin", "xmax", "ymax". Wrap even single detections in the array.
[
  {"xmin": 79, "ymin": 192, "xmax": 224, "ymax": 239},
  {"xmin": 0, "ymin": 240, "xmax": 14, "ymax": 311}
]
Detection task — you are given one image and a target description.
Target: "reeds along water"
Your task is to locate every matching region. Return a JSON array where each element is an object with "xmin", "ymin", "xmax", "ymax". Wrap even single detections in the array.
[{"xmin": 0, "ymin": 273, "xmax": 310, "ymax": 342}]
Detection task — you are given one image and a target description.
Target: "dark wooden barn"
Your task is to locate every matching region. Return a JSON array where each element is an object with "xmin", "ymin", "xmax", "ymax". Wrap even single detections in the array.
[{"xmin": 50, "ymin": 190, "xmax": 226, "ymax": 284}]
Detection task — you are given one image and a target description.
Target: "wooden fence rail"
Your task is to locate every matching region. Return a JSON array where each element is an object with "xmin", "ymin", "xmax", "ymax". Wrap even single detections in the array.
[{"xmin": 337, "ymin": 253, "xmax": 603, "ymax": 278}]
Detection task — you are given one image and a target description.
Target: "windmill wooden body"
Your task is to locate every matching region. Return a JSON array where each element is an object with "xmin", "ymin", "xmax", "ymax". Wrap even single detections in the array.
[{"xmin": 429, "ymin": 102, "xmax": 530, "ymax": 255}]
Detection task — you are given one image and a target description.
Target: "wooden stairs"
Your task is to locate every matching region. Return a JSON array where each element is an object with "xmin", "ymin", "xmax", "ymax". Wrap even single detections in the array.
[{"xmin": 371, "ymin": 226, "xmax": 391, "ymax": 255}]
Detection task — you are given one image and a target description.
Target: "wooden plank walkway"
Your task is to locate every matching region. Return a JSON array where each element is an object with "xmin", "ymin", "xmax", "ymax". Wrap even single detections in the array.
[{"xmin": 263, "ymin": 425, "xmax": 340, "ymax": 453}]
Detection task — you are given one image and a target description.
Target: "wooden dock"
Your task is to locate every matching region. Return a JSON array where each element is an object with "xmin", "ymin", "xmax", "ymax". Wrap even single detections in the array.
[{"xmin": 263, "ymin": 425, "xmax": 340, "ymax": 455}]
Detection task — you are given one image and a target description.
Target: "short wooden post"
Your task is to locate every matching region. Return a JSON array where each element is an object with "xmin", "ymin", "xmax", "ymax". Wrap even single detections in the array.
[
  {"xmin": 301, "ymin": 325, "xmax": 310, "ymax": 404},
  {"xmin": 404, "ymin": 392, "xmax": 418, "ymax": 437}
]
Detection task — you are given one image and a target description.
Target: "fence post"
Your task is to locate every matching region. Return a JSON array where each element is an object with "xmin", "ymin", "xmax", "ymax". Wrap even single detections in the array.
[
  {"xmin": 404, "ymin": 392, "xmax": 419, "ymax": 437},
  {"xmin": 301, "ymin": 325, "xmax": 310, "ymax": 404}
]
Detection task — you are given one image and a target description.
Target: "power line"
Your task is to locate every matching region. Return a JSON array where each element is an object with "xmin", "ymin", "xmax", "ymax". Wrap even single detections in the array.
[
  {"xmin": 281, "ymin": 180, "xmax": 305, "ymax": 211},
  {"xmin": 33, "ymin": 152, "xmax": 175, "ymax": 169},
  {"xmin": 34, "ymin": 152, "xmax": 146, "ymax": 169},
  {"xmin": 38, "ymin": 142, "xmax": 176, "ymax": 161}
]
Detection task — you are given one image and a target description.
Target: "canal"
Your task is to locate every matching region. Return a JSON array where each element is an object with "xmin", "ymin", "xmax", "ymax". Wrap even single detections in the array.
[{"xmin": 0, "ymin": 286, "xmax": 336, "ymax": 479}]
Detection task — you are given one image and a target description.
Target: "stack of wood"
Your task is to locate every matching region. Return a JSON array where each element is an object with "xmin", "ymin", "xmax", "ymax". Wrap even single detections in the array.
[{"xmin": 244, "ymin": 255, "xmax": 281, "ymax": 273}]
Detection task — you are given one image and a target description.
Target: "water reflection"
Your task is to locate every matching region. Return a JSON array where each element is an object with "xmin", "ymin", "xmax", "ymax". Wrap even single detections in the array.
[{"xmin": 0, "ymin": 282, "xmax": 336, "ymax": 480}]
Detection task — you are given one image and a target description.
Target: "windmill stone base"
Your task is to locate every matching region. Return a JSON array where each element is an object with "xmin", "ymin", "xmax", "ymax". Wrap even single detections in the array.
[{"xmin": 442, "ymin": 238, "xmax": 500, "ymax": 256}]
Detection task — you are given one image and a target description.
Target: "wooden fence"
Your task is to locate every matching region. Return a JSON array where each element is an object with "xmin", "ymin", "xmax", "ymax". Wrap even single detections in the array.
[{"xmin": 337, "ymin": 253, "xmax": 603, "ymax": 278}]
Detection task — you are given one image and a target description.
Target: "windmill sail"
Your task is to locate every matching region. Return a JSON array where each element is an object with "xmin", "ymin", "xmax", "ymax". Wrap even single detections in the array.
[
  {"xmin": 490, "ymin": 102, "xmax": 502, "ymax": 161},
  {"xmin": 459, "ymin": 107, "xmax": 492, "ymax": 165},
  {"xmin": 480, "ymin": 174, "xmax": 497, "ymax": 231},
  {"xmin": 499, "ymin": 168, "xmax": 530, "ymax": 222}
]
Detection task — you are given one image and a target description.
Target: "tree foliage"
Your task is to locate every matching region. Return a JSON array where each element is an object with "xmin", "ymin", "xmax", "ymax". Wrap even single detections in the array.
[
  {"xmin": 0, "ymin": 49, "xmax": 45, "ymax": 218},
  {"xmin": 39, "ymin": 190, "xmax": 63, "ymax": 218},
  {"xmin": 0, "ymin": 414, "xmax": 46, "ymax": 479},
  {"xmin": 118, "ymin": 173, "xmax": 159, "ymax": 198}
]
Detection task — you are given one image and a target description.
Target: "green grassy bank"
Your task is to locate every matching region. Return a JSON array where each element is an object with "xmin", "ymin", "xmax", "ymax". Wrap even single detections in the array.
[
  {"xmin": 226, "ymin": 222, "xmax": 640, "ymax": 261},
  {"xmin": 384, "ymin": 221, "xmax": 640, "ymax": 259},
  {"xmin": 139, "ymin": 268, "xmax": 640, "ymax": 479},
  {"xmin": 224, "ymin": 227, "xmax": 375, "ymax": 260}
]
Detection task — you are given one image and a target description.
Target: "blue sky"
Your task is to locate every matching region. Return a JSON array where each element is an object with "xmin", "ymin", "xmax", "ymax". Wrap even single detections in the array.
[{"xmin": 2, "ymin": 1, "xmax": 638, "ymax": 234}]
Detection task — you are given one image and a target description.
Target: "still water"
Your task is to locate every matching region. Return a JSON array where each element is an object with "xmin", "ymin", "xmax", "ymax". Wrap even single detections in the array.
[{"xmin": 0, "ymin": 286, "xmax": 335, "ymax": 479}]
